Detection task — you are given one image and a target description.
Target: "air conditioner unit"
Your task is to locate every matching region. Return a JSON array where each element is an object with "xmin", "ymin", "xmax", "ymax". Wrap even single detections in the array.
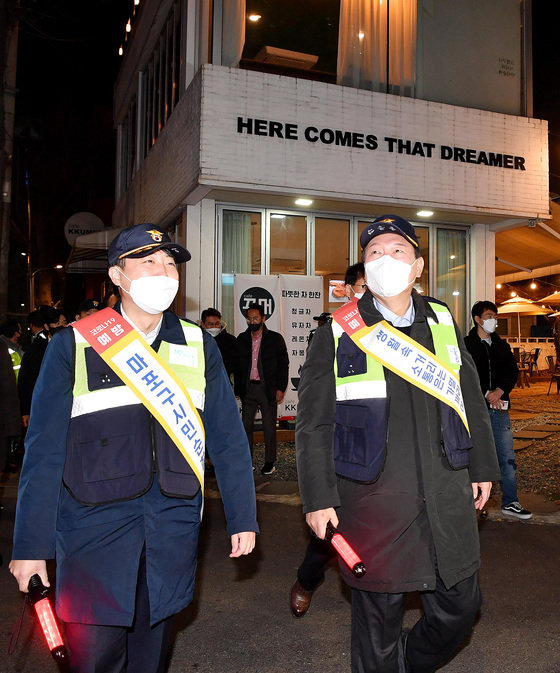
[{"xmin": 254, "ymin": 46, "xmax": 318, "ymax": 70}]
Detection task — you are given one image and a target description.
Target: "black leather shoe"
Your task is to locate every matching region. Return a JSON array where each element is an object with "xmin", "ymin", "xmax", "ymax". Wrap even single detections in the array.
[{"xmin": 290, "ymin": 579, "xmax": 315, "ymax": 618}]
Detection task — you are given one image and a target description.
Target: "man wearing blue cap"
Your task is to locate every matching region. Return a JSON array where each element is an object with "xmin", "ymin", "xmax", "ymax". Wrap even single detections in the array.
[
  {"xmin": 10, "ymin": 224, "xmax": 258, "ymax": 673},
  {"xmin": 296, "ymin": 215, "xmax": 500, "ymax": 672}
]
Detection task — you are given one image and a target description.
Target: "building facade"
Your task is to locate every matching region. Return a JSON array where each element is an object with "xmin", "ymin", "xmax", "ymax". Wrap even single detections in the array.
[{"xmin": 112, "ymin": 0, "xmax": 549, "ymax": 334}]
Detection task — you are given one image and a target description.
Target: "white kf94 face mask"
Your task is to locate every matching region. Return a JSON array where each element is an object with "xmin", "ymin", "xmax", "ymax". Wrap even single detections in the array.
[
  {"xmin": 365, "ymin": 255, "xmax": 418, "ymax": 298},
  {"xmin": 481, "ymin": 318, "xmax": 497, "ymax": 334},
  {"xmin": 120, "ymin": 272, "xmax": 179, "ymax": 315}
]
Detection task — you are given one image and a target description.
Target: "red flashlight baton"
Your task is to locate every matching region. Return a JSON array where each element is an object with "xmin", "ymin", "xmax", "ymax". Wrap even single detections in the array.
[
  {"xmin": 27, "ymin": 574, "xmax": 68, "ymax": 666},
  {"xmin": 325, "ymin": 521, "xmax": 366, "ymax": 578}
]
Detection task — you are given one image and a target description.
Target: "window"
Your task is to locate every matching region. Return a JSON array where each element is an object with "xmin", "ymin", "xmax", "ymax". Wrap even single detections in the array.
[
  {"xmin": 218, "ymin": 206, "xmax": 469, "ymax": 333},
  {"xmin": 140, "ymin": 1, "xmax": 185, "ymax": 158},
  {"xmin": 119, "ymin": 97, "xmax": 137, "ymax": 195},
  {"xmin": 315, "ymin": 217, "xmax": 350, "ymax": 310},
  {"xmin": 221, "ymin": 210, "xmax": 262, "ymax": 329},
  {"xmin": 436, "ymin": 228, "xmax": 468, "ymax": 332},
  {"xmin": 240, "ymin": 0, "xmax": 339, "ymax": 80},
  {"xmin": 269, "ymin": 214, "xmax": 306, "ymax": 274}
]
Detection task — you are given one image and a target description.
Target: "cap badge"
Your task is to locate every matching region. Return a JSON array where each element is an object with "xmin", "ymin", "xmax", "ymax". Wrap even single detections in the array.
[{"xmin": 147, "ymin": 229, "xmax": 164, "ymax": 242}]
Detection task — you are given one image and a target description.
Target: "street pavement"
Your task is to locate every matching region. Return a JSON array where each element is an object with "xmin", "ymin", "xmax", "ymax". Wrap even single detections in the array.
[
  {"xmin": 1, "ymin": 472, "xmax": 559, "ymax": 673},
  {"xmin": 2, "ymin": 369, "xmax": 559, "ymax": 672}
]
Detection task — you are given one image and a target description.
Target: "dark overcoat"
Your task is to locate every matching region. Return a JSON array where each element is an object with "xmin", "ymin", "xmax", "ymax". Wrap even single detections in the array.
[
  {"xmin": 296, "ymin": 292, "xmax": 500, "ymax": 592},
  {"xmin": 13, "ymin": 308, "xmax": 258, "ymax": 625}
]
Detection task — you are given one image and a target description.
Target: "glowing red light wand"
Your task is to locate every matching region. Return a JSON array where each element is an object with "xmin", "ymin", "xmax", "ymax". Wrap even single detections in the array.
[
  {"xmin": 325, "ymin": 521, "xmax": 366, "ymax": 578},
  {"xmin": 27, "ymin": 574, "xmax": 68, "ymax": 666}
]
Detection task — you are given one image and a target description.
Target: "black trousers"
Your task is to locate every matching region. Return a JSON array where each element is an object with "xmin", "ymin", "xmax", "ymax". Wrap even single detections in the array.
[
  {"xmin": 297, "ymin": 535, "xmax": 336, "ymax": 591},
  {"xmin": 241, "ymin": 381, "xmax": 277, "ymax": 463},
  {"xmin": 351, "ymin": 571, "xmax": 482, "ymax": 673},
  {"xmin": 64, "ymin": 549, "xmax": 172, "ymax": 673}
]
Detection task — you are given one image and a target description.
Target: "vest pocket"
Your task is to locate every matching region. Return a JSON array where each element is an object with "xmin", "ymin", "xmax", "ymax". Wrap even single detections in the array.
[
  {"xmin": 79, "ymin": 433, "xmax": 136, "ymax": 482},
  {"xmin": 334, "ymin": 404, "xmax": 368, "ymax": 465},
  {"xmin": 336, "ymin": 333, "xmax": 367, "ymax": 378}
]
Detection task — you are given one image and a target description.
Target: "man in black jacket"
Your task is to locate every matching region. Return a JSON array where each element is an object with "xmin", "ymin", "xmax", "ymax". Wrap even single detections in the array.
[
  {"xmin": 235, "ymin": 303, "xmax": 289, "ymax": 475},
  {"xmin": 464, "ymin": 300, "xmax": 532, "ymax": 519},
  {"xmin": 200, "ymin": 308, "xmax": 238, "ymax": 384},
  {"xmin": 296, "ymin": 215, "xmax": 500, "ymax": 673},
  {"xmin": 18, "ymin": 306, "xmax": 64, "ymax": 427}
]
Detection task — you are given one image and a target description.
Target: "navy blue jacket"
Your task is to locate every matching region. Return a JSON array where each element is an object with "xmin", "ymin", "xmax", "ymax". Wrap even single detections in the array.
[{"xmin": 13, "ymin": 308, "xmax": 258, "ymax": 626}]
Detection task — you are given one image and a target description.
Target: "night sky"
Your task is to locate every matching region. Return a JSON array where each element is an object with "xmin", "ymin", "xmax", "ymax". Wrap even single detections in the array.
[{"xmin": 8, "ymin": 1, "xmax": 560, "ymax": 313}]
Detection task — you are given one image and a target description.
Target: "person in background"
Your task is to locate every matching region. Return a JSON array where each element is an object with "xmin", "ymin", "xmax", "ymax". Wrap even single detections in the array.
[
  {"xmin": 17, "ymin": 306, "xmax": 65, "ymax": 427},
  {"xmin": 296, "ymin": 214, "xmax": 500, "ymax": 673},
  {"xmin": 75, "ymin": 298, "xmax": 101, "ymax": 322},
  {"xmin": 10, "ymin": 223, "xmax": 257, "ymax": 673},
  {"xmin": 464, "ymin": 300, "xmax": 532, "ymax": 520},
  {"xmin": 0, "ymin": 319, "xmax": 24, "ymax": 381},
  {"xmin": 344, "ymin": 262, "xmax": 366, "ymax": 300},
  {"xmin": 200, "ymin": 308, "xmax": 238, "ymax": 384},
  {"xmin": 235, "ymin": 303, "xmax": 289, "ymax": 475},
  {"xmin": 291, "ymin": 262, "xmax": 367, "ymax": 618},
  {"xmin": 0, "ymin": 337, "xmax": 22, "ymax": 475},
  {"xmin": 26, "ymin": 310, "xmax": 44, "ymax": 344},
  {"xmin": 308, "ymin": 312, "xmax": 331, "ymax": 345},
  {"xmin": 103, "ymin": 281, "xmax": 120, "ymax": 309}
]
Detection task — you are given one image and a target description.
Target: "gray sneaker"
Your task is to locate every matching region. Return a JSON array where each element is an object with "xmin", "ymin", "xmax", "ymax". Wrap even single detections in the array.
[{"xmin": 501, "ymin": 502, "xmax": 533, "ymax": 519}]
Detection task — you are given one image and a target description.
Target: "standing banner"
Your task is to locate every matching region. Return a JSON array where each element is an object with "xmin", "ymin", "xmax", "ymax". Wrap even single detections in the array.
[
  {"xmin": 233, "ymin": 274, "xmax": 323, "ymax": 417},
  {"xmin": 279, "ymin": 275, "xmax": 323, "ymax": 416}
]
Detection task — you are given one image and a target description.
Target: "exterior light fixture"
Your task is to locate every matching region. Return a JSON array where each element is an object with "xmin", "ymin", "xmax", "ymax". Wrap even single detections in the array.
[
  {"xmin": 295, "ymin": 198, "xmax": 313, "ymax": 206},
  {"xmin": 55, "ymin": 264, "xmax": 63, "ymax": 269},
  {"xmin": 126, "ymin": 19, "xmax": 131, "ymax": 32},
  {"xmin": 248, "ymin": 13, "xmax": 261, "ymax": 22},
  {"xmin": 119, "ymin": 46, "xmax": 124, "ymax": 56},
  {"xmin": 416, "ymin": 210, "xmax": 434, "ymax": 217},
  {"xmin": 134, "ymin": 0, "xmax": 140, "ymax": 5}
]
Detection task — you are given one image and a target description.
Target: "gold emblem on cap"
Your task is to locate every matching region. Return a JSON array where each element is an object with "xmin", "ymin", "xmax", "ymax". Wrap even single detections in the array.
[{"xmin": 146, "ymin": 229, "xmax": 164, "ymax": 243}]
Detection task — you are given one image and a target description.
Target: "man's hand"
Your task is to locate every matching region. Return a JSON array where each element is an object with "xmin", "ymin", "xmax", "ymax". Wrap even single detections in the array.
[
  {"xmin": 305, "ymin": 508, "xmax": 338, "ymax": 539},
  {"xmin": 486, "ymin": 388, "xmax": 504, "ymax": 409},
  {"xmin": 229, "ymin": 532, "xmax": 256, "ymax": 558},
  {"xmin": 472, "ymin": 482, "xmax": 492, "ymax": 510},
  {"xmin": 9, "ymin": 559, "xmax": 48, "ymax": 593},
  {"xmin": 21, "ymin": 415, "xmax": 30, "ymax": 428},
  {"xmin": 275, "ymin": 390, "xmax": 285, "ymax": 404}
]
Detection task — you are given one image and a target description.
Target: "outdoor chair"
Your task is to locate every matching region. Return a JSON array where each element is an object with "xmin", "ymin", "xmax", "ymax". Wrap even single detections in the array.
[
  {"xmin": 545, "ymin": 355, "xmax": 560, "ymax": 395},
  {"xmin": 526, "ymin": 348, "xmax": 541, "ymax": 377}
]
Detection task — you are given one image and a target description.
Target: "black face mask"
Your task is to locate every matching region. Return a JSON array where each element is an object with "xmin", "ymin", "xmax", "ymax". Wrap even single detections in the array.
[{"xmin": 248, "ymin": 323, "xmax": 262, "ymax": 332}]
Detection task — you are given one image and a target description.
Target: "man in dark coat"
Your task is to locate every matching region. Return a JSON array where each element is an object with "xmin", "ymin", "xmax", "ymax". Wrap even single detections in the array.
[
  {"xmin": 200, "ymin": 307, "xmax": 239, "ymax": 383},
  {"xmin": 296, "ymin": 215, "xmax": 500, "ymax": 673},
  {"xmin": 10, "ymin": 224, "xmax": 257, "ymax": 673},
  {"xmin": 464, "ymin": 300, "xmax": 532, "ymax": 519},
  {"xmin": 235, "ymin": 303, "xmax": 289, "ymax": 475},
  {"xmin": 17, "ymin": 305, "xmax": 64, "ymax": 427}
]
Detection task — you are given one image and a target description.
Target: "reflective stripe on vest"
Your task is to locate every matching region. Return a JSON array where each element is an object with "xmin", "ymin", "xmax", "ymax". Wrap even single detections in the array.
[
  {"xmin": 71, "ymin": 321, "xmax": 206, "ymax": 418},
  {"xmin": 332, "ymin": 302, "xmax": 461, "ymax": 401},
  {"xmin": 8, "ymin": 348, "xmax": 22, "ymax": 381}
]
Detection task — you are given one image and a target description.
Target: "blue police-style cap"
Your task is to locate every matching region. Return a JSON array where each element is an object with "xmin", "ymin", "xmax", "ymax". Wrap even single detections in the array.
[
  {"xmin": 360, "ymin": 215, "xmax": 419, "ymax": 250},
  {"xmin": 108, "ymin": 223, "xmax": 191, "ymax": 266}
]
